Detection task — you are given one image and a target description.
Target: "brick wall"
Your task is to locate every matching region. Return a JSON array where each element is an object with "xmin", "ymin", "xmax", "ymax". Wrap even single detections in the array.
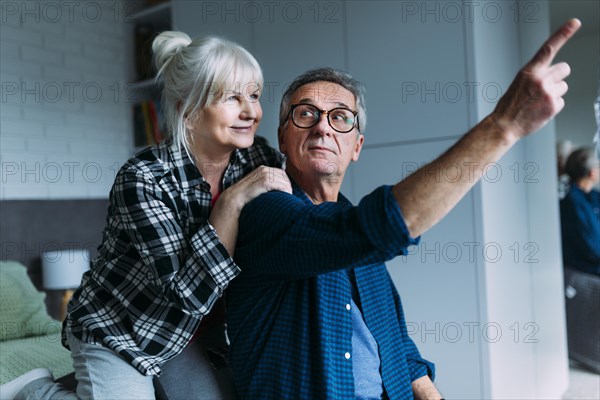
[{"xmin": 1, "ymin": 1, "xmax": 133, "ymax": 199}]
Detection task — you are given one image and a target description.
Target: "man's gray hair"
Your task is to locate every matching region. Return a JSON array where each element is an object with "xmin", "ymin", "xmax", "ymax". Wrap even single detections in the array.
[
  {"xmin": 279, "ymin": 67, "xmax": 367, "ymax": 134},
  {"xmin": 565, "ymin": 146, "xmax": 599, "ymax": 182}
]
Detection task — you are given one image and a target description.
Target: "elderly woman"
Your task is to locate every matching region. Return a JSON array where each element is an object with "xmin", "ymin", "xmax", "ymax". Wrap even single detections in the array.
[
  {"xmin": 1, "ymin": 33, "xmax": 290, "ymax": 399},
  {"xmin": 560, "ymin": 147, "xmax": 600, "ymax": 276}
]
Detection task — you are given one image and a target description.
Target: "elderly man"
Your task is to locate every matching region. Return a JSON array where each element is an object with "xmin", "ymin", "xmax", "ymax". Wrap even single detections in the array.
[
  {"xmin": 560, "ymin": 147, "xmax": 600, "ymax": 276},
  {"xmin": 227, "ymin": 19, "xmax": 580, "ymax": 399}
]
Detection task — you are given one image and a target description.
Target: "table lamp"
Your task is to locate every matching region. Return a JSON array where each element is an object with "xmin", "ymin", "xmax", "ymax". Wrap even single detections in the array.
[{"xmin": 42, "ymin": 249, "xmax": 90, "ymax": 319}]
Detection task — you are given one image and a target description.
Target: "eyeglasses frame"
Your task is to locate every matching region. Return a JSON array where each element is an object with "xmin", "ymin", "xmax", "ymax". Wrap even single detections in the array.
[{"xmin": 287, "ymin": 103, "xmax": 360, "ymax": 134}]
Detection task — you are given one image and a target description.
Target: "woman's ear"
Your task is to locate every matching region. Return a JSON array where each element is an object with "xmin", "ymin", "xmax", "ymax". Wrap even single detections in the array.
[
  {"xmin": 184, "ymin": 109, "xmax": 202, "ymax": 132},
  {"xmin": 184, "ymin": 111, "xmax": 194, "ymax": 132}
]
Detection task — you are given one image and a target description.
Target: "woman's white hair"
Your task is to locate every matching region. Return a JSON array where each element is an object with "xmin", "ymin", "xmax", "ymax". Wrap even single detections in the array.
[{"xmin": 152, "ymin": 32, "xmax": 263, "ymax": 158}]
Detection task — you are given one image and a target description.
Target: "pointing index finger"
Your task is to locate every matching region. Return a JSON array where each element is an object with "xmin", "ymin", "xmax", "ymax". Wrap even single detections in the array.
[{"xmin": 529, "ymin": 18, "xmax": 581, "ymax": 68}]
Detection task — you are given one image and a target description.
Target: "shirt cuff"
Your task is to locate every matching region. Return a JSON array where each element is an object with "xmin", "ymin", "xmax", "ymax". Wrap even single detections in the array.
[
  {"xmin": 408, "ymin": 357, "xmax": 436, "ymax": 382},
  {"xmin": 357, "ymin": 185, "xmax": 420, "ymax": 256},
  {"xmin": 189, "ymin": 223, "xmax": 241, "ymax": 290}
]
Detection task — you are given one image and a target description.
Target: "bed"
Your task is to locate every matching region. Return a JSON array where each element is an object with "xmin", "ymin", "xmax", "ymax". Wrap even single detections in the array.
[
  {"xmin": 0, "ymin": 260, "xmax": 168, "ymax": 398},
  {"xmin": 0, "ymin": 198, "xmax": 168, "ymax": 396},
  {"xmin": 0, "ymin": 260, "xmax": 74, "ymax": 385}
]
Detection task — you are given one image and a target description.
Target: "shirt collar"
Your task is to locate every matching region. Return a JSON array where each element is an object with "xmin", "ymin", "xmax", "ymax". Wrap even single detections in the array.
[
  {"xmin": 232, "ymin": 146, "xmax": 252, "ymax": 167},
  {"xmin": 165, "ymin": 139, "xmax": 202, "ymax": 190},
  {"xmin": 166, "ymin": 139, "xmax": 251, "ymax": 190},
  {"xmin": 291, "ymin": 179, "xmax": 352, "ymax": 207}
]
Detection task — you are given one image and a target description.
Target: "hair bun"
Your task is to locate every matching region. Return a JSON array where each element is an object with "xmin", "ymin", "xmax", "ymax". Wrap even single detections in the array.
[{"xmin": 153, "ymin": 31, "xmax": 192, "ymax": 74}]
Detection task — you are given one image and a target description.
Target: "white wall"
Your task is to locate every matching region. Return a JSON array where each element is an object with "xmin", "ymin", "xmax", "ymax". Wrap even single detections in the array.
[
  {"xmin": 550, "ymin": 0, "xmax": 600, "ymax": 148},
  {"xmin": 469, "ymin": 2, "xmax": 568, "ymax": 397},
  {"xmin": 0, "ymin": 1, "xmax": 131, "ymax": 199},
  {"xmin": 553, "ymin": 32, "xmax": 600, "ymax": 147}
]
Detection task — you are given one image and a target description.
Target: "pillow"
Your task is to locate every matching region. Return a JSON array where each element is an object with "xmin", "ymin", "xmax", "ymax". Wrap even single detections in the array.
[{"xmin": 0, "ymin": 261, "xmax": 61, "ymax": 341}]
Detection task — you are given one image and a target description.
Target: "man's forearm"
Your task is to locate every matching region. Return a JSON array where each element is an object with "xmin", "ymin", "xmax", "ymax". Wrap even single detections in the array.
[
  {"xmin": 412, "ymin": 375, "xmax": 443, "ymax": 400},
  {"xmin": 392, "ymin": 18, "xmax": 580, "ymax": 238},
  {"xmin": 392, "ymin": 115, "xmax": 516, "ymax": 238}
]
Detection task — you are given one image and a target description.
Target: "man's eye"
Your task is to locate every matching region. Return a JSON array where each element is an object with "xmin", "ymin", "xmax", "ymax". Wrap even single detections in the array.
[
  {"xmin": 249, "ymin": 93, "xmax": 260, "ymax": 101},
  {"xmin": 299, "ymin": 110, "xmax": 316, "ymax": 118},
  {"xmin": 331, "ymin": 111, "xmax": 353, "ymax": 124}
]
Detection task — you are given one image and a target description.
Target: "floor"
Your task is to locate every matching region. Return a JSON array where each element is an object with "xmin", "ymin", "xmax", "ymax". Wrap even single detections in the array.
[{"xmin": 562, "ymin": 361, "xmax": 600, "ymax": 399}]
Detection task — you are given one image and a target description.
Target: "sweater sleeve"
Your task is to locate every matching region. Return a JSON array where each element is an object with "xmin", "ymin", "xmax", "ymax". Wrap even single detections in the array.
[{"xmin": 235, "ymin": 185, "xmax": 419, "ymax": 284}]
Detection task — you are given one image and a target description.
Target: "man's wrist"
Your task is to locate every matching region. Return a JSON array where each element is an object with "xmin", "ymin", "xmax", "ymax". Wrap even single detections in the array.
[
  {"xmin": 411, "ymin": 375, "xmax": 443, "ymax": 400},
  {"xmin": 486, "ymin": 113, "xmax": 522, "ymax": 146}
]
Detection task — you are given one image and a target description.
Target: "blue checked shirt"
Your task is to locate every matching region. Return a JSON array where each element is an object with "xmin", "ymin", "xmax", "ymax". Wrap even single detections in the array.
[
  {"xmin": 228, "ymin": 183, "xmax": 435, "ymax": 399},
  {"xmin": 560, "ymin": 186, "xmax": 600, "ymax": 275},
  {"xmin": 63, "ymin": 136, "xmax": 284, "ymax": 376}
]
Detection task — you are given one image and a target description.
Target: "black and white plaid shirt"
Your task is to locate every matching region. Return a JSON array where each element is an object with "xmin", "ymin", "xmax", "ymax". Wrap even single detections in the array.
[{"xmin": 63, "ymin": 136, "xmax": 285, "ymax": 376}]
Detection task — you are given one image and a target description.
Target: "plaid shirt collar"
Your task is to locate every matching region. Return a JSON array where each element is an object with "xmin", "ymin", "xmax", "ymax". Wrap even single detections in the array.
[{"xmin": 165, "ymin": 138, "xmax": 253, "ymax": 191}]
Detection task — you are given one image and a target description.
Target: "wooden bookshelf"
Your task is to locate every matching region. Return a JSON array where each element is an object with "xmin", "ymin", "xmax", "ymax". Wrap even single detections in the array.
[{"xmin": 126, "ymin": 2, "xmax": 172, "ymax": 152}]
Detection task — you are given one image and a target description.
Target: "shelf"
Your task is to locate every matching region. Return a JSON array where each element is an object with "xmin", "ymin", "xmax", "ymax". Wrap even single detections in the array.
[
  {"xmin": 127, "ymin": 2, "xmax": 171, "ymax": 26},
  {"xmin": 127, "ymin": 79, "xmax": 162, "ymax": 104},
  {"xmin": 129, "ymin": 79, "xmax": 158, "ymax": 91},
  {"xmin": 134, "ymin": 145, "xmax": 152, "ymax": 154},
  {"xmin": 128, "ymin": 2, "xmax": 172, "ymax": 90},
  {"xmin": 125, "ymin": 1, "xmax": 172, "ymax": 153}
]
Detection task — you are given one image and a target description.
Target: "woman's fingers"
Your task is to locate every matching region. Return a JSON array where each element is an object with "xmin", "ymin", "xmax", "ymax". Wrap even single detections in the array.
[{"xmin": 226, "ymin": 166, "xmax": 291, "ymax": 207}]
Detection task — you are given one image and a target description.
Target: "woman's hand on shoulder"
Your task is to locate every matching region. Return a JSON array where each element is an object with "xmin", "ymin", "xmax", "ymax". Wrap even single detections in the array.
[
  {"xmin": 209, "ymin": 167, "xmax": 291, "ymax": 256},
  {"xmin": 219, "ymin": 166, "xmax": 292, "ymax": 212}
]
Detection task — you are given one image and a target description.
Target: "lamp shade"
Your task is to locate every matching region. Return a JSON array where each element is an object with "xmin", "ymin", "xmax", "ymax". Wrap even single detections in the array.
[{"xmin": 42, "ymin": 249, "xmax": 90, "ymax": 290}]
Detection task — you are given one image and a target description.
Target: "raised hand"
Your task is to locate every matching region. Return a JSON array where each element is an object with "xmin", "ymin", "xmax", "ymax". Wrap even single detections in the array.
[{"xmin": 492, "ymin": 18, "xmax": 581, "ymax": 139}]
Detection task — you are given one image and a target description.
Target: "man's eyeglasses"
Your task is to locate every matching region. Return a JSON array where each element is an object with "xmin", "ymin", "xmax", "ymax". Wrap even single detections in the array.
[{"xmin": 287, "ymin": 103, "xmax": 359, "ymax": 134}]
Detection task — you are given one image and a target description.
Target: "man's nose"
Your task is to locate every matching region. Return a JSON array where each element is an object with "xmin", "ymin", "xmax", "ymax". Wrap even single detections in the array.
[{"xmin": 312, "ymin": 113, "xmax": 332, "ymax": 136}]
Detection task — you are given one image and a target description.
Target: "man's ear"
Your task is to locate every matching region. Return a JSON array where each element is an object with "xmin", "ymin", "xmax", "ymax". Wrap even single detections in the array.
[
  {"xmin": 278, "ymin": 126, "xmax": 287, "ymax": 154},
  {"xmin": 351, "ymin": 133, "xmax": 365, "ymax": 162}
]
